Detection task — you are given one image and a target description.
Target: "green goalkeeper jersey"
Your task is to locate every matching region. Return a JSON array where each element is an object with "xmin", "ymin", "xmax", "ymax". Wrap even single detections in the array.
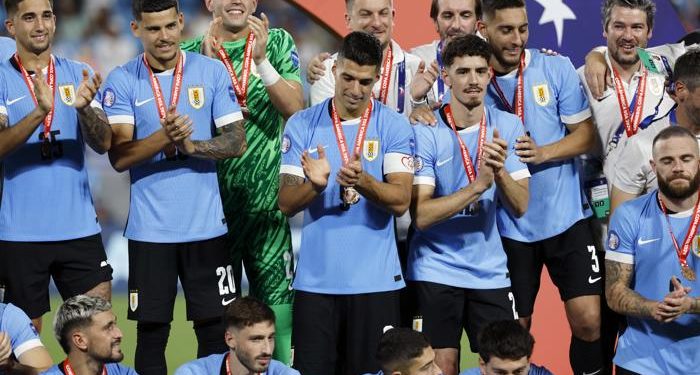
[{"xmin": 181, "ymin": 29, "xmax": 302, "ymax": 214}]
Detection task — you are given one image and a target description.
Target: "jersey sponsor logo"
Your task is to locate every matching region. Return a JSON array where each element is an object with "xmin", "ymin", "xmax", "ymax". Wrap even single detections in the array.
[
  {"xmin": 649, "ymin": 76, "xmax": 663, "ymax": 97},
  {"xmin": 129, "ymin": 291, "xmax": 138, "ymax": 312},
  {"xmin": 412, "ymin": 317, "xmax": 423, "ymax": 332},
  {"xmin": 588, "ymin": 276, "xmax": 602, "ymax": 284},
  {"xmin": 532, "ymin": 83, "xmax": 550, "ymax": 106},
  {"xmin": 7, "ymin": 96, "xmax": 26, "ymax": 106},
  {"xmin": 607, "ymin": 230, "xmax": 619, "ymax": 250},
  {"xmin": 188, "ymin": 87, "xmax": 204, "ymax": 109},
  {"xmin": 307, "ymin": 145, "xmax": 328, "ymax": 154},
  {"xmin": 222, "ymin": 297, "xmax": 236, "ymax": 306},
  {"xmin": 290, "ymin": 49, "xmax": 300, "ymax": 69},
  {"xmin": 414, "ymin": 156, "xmax": 424, "ymax": 172},
  {"xmin": 100, "ymin": 260, "xmax": 109, "ymax": 268},
  {"xmin": 363, "ymin": 139, "xmax": 379, "ymax": 161},
  {"xmin": 281, "ymin": 135, "xmax": 291, "ymax": 154},
  {"xmin": 59, "ymin": 85, "xmax": 76, "ymax": 106},
  {"xmin": 103, "ymin": 89, "xmax": 115, "ymax": 108}
]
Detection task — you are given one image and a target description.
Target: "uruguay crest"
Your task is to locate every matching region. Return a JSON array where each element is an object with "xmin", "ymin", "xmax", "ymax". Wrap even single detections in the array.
[
  {"xmin": 532, "ymin": 84, "xmax": 550, "ymax": 106},
  {"xmin": 129, "ymin": 291, "xmax": 138, "ymax": 312},
  {"xmin": 694, "ymin": 235, "xmax": 700, "ymax": 258},
  {"xmin": 188, "ymin": 87, "xmax": 204, "ymax": 109},
  {"xmin": 59, "ymin": 85, "xmax": 75, "ymax": 106},
  {"xmin": 363, "ymin": 140, "xmax": 379, "ymax": 161}
]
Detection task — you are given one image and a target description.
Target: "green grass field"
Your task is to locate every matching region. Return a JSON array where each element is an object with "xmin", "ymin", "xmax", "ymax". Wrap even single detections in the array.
[{"xmin": 40, "ymin": 294, "xmax": 479, "ymax": 373}]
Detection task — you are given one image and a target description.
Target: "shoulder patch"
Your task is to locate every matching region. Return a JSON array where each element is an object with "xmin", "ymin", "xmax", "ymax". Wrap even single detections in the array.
[
  {"xmin": 290, "ymin": 50, "xmax": 300, "ymax": 70},
  {"xmin": 103, "ymin": 88, "xmax": 115, "ymax": 108},
  {"xmin": 414, "ymin": 156, "xmax": 424, "ymax": 172},
  {"xmin": 281, "ymin": 135, "xmax": 291, "ymax": 154},
  {"xmin": 607, "ymin": 230, "xmax": 619, "ymax": 251}
]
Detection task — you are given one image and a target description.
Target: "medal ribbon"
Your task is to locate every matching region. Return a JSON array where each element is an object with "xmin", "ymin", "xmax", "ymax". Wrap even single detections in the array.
[
  {"xmin": 143, "ymin": 52, "xmax": 184, "ymax": 119},
  {"xmin": 330, "ymin": 99, "xmax": 373, "ymax": 166},
  {"xmin": 613, "ymin": 67, "xmax": 647, "ymax": 137},
  {"xmin": 490, "ymin": 53, "xmax": 525, "ymax": 126},
  {"xmin": 14, "ymin": 54, "xmax": 56, "ymax": 140},
  {"xmin": 216, "ymin": 32, "xmax": 254, "ymax": 108},
  {"xmin": 224, "ymin": 352, "xmax": 231, "ymax": 375},
  {"xmin": 436, "ymin": 40, "xmax": 445, "ymax": 101},
  {"xmin": 377, "ymin": 45, "xmax": 393, "ymax": 105},
  {"xmin": 62, "ymin": 359, "xmax": 107, "ymax": 375},
  {"xmin": 657, "ymin": 191, "xmax": 700, "ymax": 271},
  {"xmin": 444, "ymin": 104, "xmax": 486, "ymax": 183}
]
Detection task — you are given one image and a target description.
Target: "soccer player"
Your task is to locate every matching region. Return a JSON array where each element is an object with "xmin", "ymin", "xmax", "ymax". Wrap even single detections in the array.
[
  {"xmin": 476, "ymin": 1, "xmax": 603, "ymax": 374},
  {"xmin": 0, "ymin": 0, "xmax": 113, "ymax": 333},
  {"xmin": 43, "ymin": 295, "xmax": 136, "ymax": 375},
  {"xmin": 409, "ymin": 34, "xmax": 527, "ymax": 375},
  {"xmin": 0, "ymin": 302, "xmax": 52, "ymax": 373},
  {"xmin": 174, "ymin": 297, "xmax": 299, "ymax": 375},
  {"xmin": 362, "ymin": 328, "xmax": 442, "ymax": 375},
  {"xmin": 180, "ymin": 0, "xmax": 303, "ymax": 364},
  {"xmin": 102, "ymin": 1, "xmax": 246, "ymax": 374},
  {"xmin": 605, "ymin": 126, "xmax": 700, "ymax": 374},
  {"xmin": 612, "ymin": 49, "xmax": 700, "ymax": 212},
  {"xmin": 278, "ymin": 31, "xmax": 414, "ymax": 374},
  {"xmin": 0, "ymin": 36, "xmax": 15, "ymax": 61},
  {"xmin": 460, "ymin": 320, "xmax": 553, "ymax": 375}
]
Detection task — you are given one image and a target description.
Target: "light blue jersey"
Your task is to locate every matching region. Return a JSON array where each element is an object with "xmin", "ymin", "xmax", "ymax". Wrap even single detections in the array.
[
  {"xmin": 42, "ymin": 363, "xmax": 137, "ymax": 375},
  {"xmin": 460, "ymin": 363, "xmax": 553, "ymax": 375},
  {"xmin": 0, "ymin": 303, "xmax": 43, "ymax": 360},
  {"xmin": 102, "ymin": 52, "xmax": 242, "ymax": 243},
  {"xmin": 0, "ymin": 37, "xmax": 15, "ymax": 62},
  {"xmin": 408, "ymin": 106, "xmax": 529, "ymax": 289},
  {"xmin": 0, "ymin": 56, "xmax": 102, "ymax": 241},
  {"xmin": 280, "ymin": 99, "xmax": 414, "ymax": 294},
  {"xmin": 486, "ymin": 49, "xmax": 592, "ymax": 242},
  {"xmin": 606, "ymin": 192, "xmax": 700, "ymax": 374},
  {"xmin": 174, "ymin": 353, "xmax": 299, "ymax": 375}
]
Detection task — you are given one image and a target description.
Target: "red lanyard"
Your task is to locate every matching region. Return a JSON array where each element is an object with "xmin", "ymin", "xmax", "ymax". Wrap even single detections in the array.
[
  {"xmin": 330, "ymin": 99, "xmax": 373, "ymax": 165},
  {"xmin": 14, "ymin": 54, "xmax": 56, "ymax": 139},
  {"xmin": 377, "ymin": 45, "xmax": 393, "ymax": 105},
  {"xmin": 143, "ymin": 52, "xmax": 184, "ymax": 119},
  {"xmin": 612, "ymin": 67, "xmax": 647, "ymax": 137},
  {"xmin": 658, "ymin": 192, "xmax": 700, "ymax": 280},
  {"xmin": 216, "ymin": 32, "xmax": 254, "ymax": 108},
  {"xmin": 62, "ymin": 359, "xmax": 107, "ymax": 375},
  {"xmin": 443, "ymin": 105, "xmax": 486, "ymax": 183},
  {"xmin": 490, "ymin": 53, "xmax": 525, "ymax": 126}
]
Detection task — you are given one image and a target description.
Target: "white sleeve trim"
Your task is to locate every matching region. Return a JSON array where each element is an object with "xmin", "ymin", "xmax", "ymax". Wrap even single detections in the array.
[
  {"xmin": 108, "ymin": 115, "xmax": 134, "ymax": 125},
  {"xmin": 14, "ymin": 338, "xmax": 43, "ymax": 358},
  {"xmin": 561, "ymin": 108, "xmax": 592, "ymax": 125},
  {"xmin": 384, "ymin": 152, "xmax": 414, "ymax": 175},
  {"xmin": 214, "ymin": 111, "xmax": 244, "ymax": 128},
  {"xmin": 90, "ymin": 99, "xmax": 102, "ymax": 109},
  {"xmin": 605, "ymin": 250, "xmax": 634, "ymax": 264},
  {"xmin": 0, "ymin": 105, "xmax": 7, "ymax": 115},
  {"xmin": 413, "ymin": 176, "xmax": 435, "ymax": 186},
  {"xmin": 509, "ymin": 168, "xmax": 531, "ymax": 181},
  {"xmin": 280, "ymin": 165, "xmax": 305, "ymax": 178}
]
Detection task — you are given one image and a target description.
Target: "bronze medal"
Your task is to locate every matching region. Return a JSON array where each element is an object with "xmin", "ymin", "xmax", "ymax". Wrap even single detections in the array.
[{"xmin": 682, "ymin": 265, "xmax": 696, "ymax": 281}]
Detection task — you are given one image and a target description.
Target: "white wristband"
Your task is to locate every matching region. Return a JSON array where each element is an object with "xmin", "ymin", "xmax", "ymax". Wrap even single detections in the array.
[{"xmin": 256, "ymin": 58, "xmax": 281, "ymax": 86}]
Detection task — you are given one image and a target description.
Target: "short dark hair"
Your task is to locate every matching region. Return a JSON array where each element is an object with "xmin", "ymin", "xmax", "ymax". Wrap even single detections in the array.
[
  {"xmin": 673, "ymin": 49, "xmax": 700, "ymax": 92},
  {"xmin": 337, "ymin": 31, "xmax": 383, "ymax": 70},
  {"xmin": 224, "ymin": 297, "xmax": 276, "ymax": 331},
  {"xmin": 430, "ymin": 0, "xmax": 482, "ymax": 21},
  {"xmin": 478, "ymin": 320, "xmax": 535, "ymax": 363},
  {"xmin": 480, "ymin": 0, "xmax": 525, "ymax": 20},
  {"xmin": 3, "ymin": 0, "xmax": 53, "ymax": 16},
  {"xmin": 132, "ymin": 0, "xmax": 179, "ymax": 21},
  {"xmin": 652, "ymin": 126, "xmax": 698, "ymax": 151},
  {"xmin": 442, "ymin": 34, "xmax": 492, "ymax": 67},
  {"xmin": 376, "ymin": 328, "xmax": 431, "ymax": 373},
  {"xmin": 601, "ymin": 0, "xmax": 655, "ymax": 32}
]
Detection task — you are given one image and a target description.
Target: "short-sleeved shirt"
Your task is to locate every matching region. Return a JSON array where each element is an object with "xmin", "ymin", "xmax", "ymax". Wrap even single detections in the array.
[
  {"xmin": 101, "ymin": 51, "xmax": 242, "ymax": 243},
  {"xmin": 606, "ymin": 192, "xmax": 700, "ymax": 374},
  {"xmin": 174, "ymin": 353, "xmax": 299, "ymax": 375},
  {"xmin": 0, "ymin": 56, "xmax": 102, "ymax": 241},
  {"xmin": 181, "ymin": 29, "xmax": 302, "ymax": 213},
  {"xmin": 0, "ymin": 303, "xmax": 43, "ymax": 360},
  {"xmin": 486, "ymin": 49, "xmax": 593, "ymax": 242},
  {"xmin": 280, "ymin": 99, "xmax": 414, "ymax": 294},
  {"xmin": 0, "ymin": 37, "xmax": 15, "ymax": 61},
  {"xmin": 408, "ymin": 106, "xmax": 529, "ymax": 289},
  {"xmin": 42, "ymin": 363, "xmax": 137, "ymax": 375}
]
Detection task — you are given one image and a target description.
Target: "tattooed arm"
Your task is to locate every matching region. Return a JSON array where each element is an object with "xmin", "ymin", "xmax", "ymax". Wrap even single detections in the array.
[
  {"xmin": 605, "ymin": 259, "xmax": 664, "ymax": 320},
  {"xmin": 278, "ymin": 174, "xmax": 319, "ymax": 216},
  {"xmin": 77, "ymin": 106, "xmax": 112, "ymax": 154},
  {"xmin": 175, "ymin": 120, "xmax": 247, "ymax": 160}
]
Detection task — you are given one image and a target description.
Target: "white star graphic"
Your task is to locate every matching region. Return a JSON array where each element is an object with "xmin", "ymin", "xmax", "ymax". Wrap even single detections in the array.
[{"xmin": 533, "ymin": 0, "xmax": 577, "ymax": 47}]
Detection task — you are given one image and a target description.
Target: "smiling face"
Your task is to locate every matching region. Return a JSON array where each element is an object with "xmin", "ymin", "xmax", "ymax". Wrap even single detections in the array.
[
  {"xmin": 131, "ymin": 6, "xmax": 184, "ymax": 68},
  {"xmin": 82, "ymin": 311, "xmax": 124, "ymax": 364},
  {"xmin": 206, "ymin": 0, "xmax": 258, "ymax": 33},
  {"xmin": 477, "ymin": 6, "xmax": 528, "ymax": 72},
  {"xmin": 5, "ymin": 0, "xmax": 56, "ymax": 55},
  {"xmin": 345, "ymin": 0, "xmax": 394, "ymax": 50},
  {"xmin": 444, "ymin": 54, "xmax": 492, "ymax": 111},
  {"xmin": 604, "ymin": 5, "xmax": 652, "ymax": 69}
]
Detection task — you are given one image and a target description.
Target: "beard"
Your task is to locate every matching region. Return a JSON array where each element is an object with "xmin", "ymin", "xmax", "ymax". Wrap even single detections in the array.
[{"xmin": 658, "ymin": 171, "xmax": 700, "ymax": 200}]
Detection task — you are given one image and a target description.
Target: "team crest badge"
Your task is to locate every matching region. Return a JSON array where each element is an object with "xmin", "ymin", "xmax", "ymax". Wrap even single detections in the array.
[
  {"xmin": 693, "ymin": 235, "xmax": 700, "ymax": 258},
  {"xmin": 59, "ymin": 85, "xmax": 76, "ymax": 106},
  {"xmin": 532, "ymin": 84, "xmax": 550, "ymax": 106},
  {"xmin": 412, "ymin": 317, "xmax": 423, "ymax": 332},
  {"xmin": 129, "ymin": 291, "xmax": 138, "ymax": 312},
  {"xmin": 414, "ymin": 156, "xmax": 424, "ymax": 172},
  {"xmin": 363, "ymin": 140, "xmax": 380, "ymax": 161},
  {"xmin": 188, "ymin": 87, "xmax": 204, "ymax": 109}
]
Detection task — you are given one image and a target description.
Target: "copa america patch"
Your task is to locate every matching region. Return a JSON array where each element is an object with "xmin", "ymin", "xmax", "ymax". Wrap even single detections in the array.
[
  {"xmin": 607, "ymin": 230, "xmax": 619, "ymax": 251},
  {"xmin": 281, "ymin": 135, "xmax": 291, "ymax": 153},
  {"xmin": 103, "ymin": 88, "xmax": 115, "ymax": 108},
  {"xmin": 414, "ymin": 156, "xmax": 424, "ymax": 172},
  {"xmin": 290, "ymin": 50, "xmax": 300, "ymax": 69}
]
